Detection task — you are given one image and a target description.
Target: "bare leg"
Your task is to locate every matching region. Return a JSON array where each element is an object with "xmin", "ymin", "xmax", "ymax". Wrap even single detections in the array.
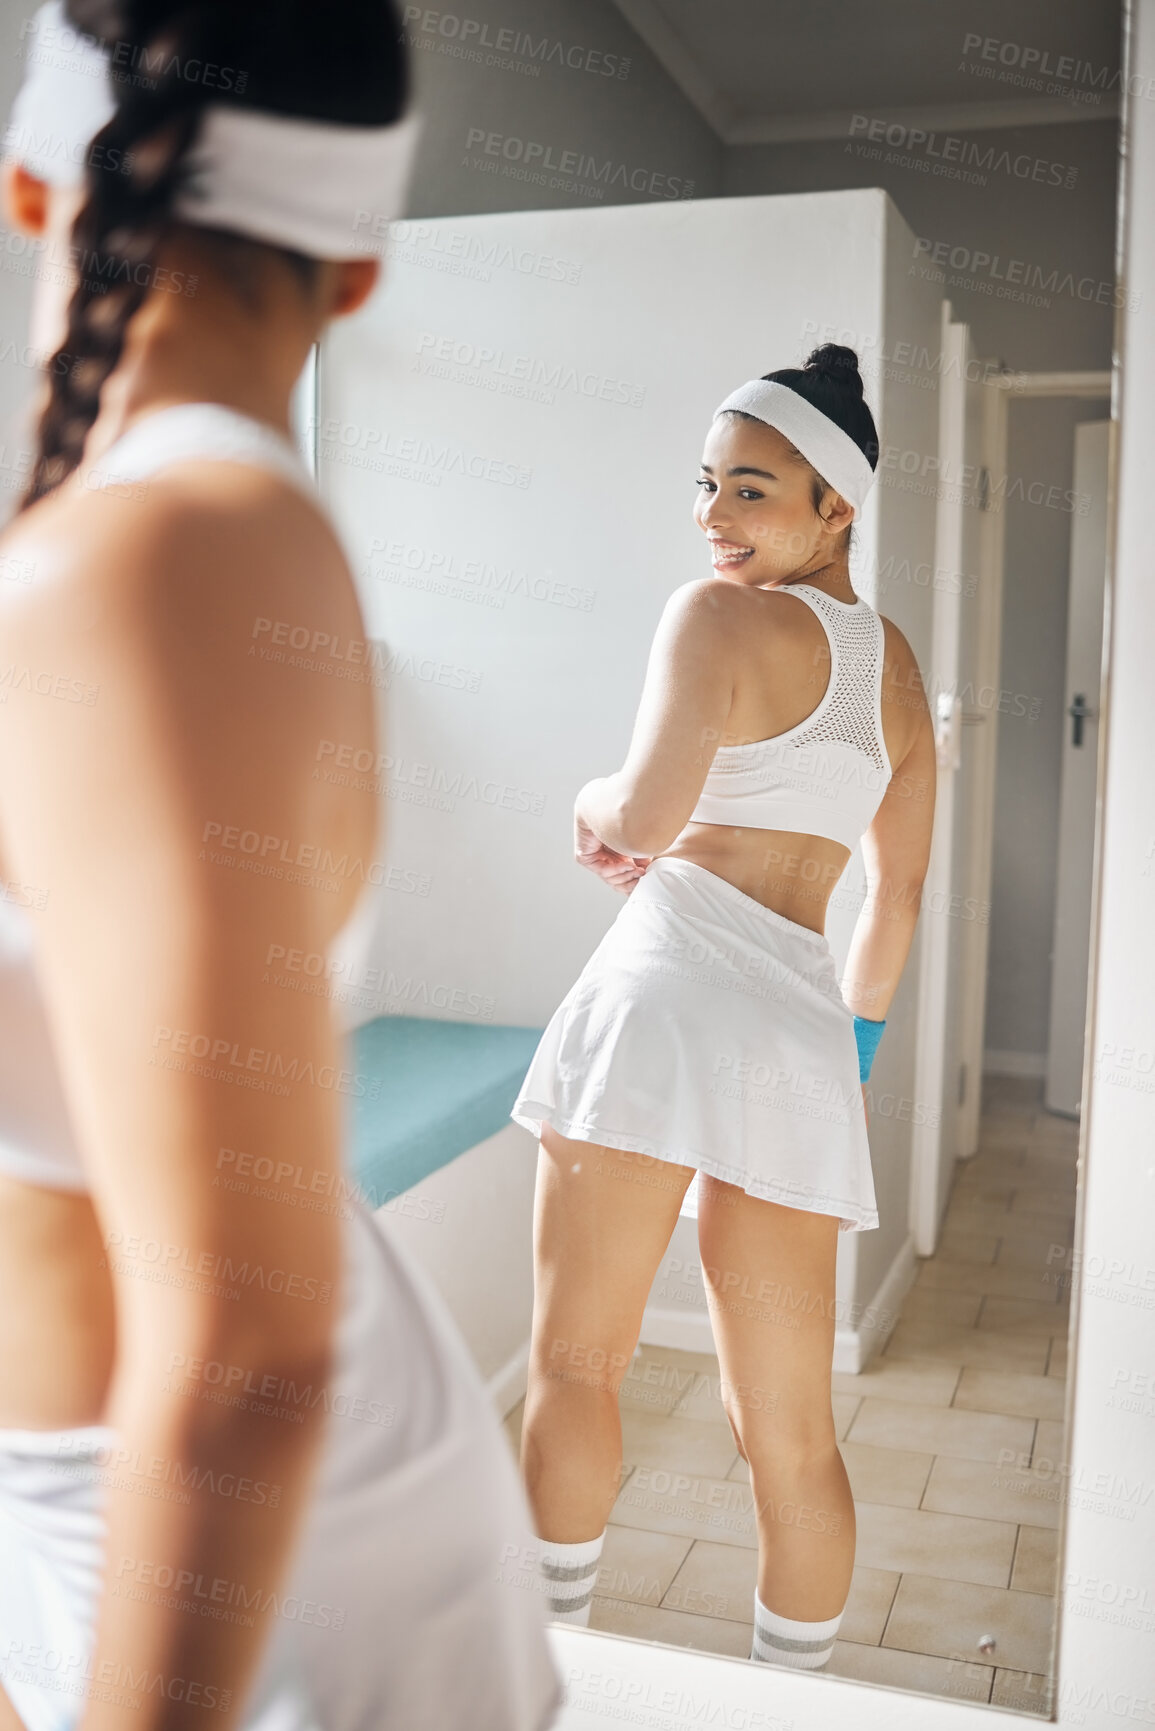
[
  {"xmin": 521, "ymin": 1125, "xmax": 696, "ymax": 1542},
  {"xmin": 696, "ymin": 1176, "xmax": 855, "ymax": 1620}
]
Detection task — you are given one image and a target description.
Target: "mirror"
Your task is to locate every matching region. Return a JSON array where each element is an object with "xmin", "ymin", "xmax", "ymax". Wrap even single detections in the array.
[{"xmin": 317, "ymin": 0, "xmax": 1121, "ymax": 1714}]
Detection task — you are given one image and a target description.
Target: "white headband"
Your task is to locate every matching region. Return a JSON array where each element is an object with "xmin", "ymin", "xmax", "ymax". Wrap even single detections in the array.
[
  {"xmin": 3, "ymin": 1, "xmax": 419, "ymax": 259},
  {"xmin": 713, "ymin": 378, "xmax": 876, "ymax": 518}
]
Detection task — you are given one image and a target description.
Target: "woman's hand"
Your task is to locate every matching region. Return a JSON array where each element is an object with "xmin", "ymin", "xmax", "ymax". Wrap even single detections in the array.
[{"xmin": 575, "ymin": 809, "xmax": 651, "ymax": 894}]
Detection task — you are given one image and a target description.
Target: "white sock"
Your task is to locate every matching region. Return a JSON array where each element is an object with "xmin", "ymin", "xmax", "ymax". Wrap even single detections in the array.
[
  {"xmin": 537, "ymin": 1531, "xmax": 606, "ymax": 1626},
  {"xmin": 750, "ymin": 1590, "xmax": 843, "ymax": 1669}
]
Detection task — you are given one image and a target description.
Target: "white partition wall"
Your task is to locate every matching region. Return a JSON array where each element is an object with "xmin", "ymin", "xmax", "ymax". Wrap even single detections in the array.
[{"xmin": 320, "ymin": 187, "xmax": 944, "ymax": 1359}]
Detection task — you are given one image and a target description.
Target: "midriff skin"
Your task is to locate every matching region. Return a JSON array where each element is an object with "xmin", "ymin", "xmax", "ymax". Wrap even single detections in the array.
[
  {"xmin": 0, "ymin": 1172, "xmax": 115, "ymax": 1428},
  {"xmin": 658, "ymin": 821, "xmax": 853, "ymax": 935}
]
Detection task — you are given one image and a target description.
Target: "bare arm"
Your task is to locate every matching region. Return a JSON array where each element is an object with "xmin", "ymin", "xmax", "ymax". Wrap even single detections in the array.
[
  {"xmin": 576, "ymin": 580, "xmax": 736, "ymax": 863},
  {"xmin": 842, "ymin": 648, "xmax": 937, "ymax": 1022},
  {"xmin": 0, "ymin": 477, "xmax": 367, "ymax": 1728}
]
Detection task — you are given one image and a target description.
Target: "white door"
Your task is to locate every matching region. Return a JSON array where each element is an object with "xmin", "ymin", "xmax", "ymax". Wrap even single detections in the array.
[
  {"xmin": 1045, "ymin": 419, "xmax": 1110, "ymax": 1116},
  {"xmin": 910, "ymin": 314, "xmax": 990, "ymax": 1254}
]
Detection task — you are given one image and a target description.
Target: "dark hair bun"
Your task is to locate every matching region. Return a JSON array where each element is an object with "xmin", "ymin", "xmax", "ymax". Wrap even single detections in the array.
[{"xmin": 803, "ymin": 344, "xmax": 864, "ymax": 398}]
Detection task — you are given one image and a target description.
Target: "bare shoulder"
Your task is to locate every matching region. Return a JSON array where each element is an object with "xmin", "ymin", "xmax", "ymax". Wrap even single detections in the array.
[
  {"xmin": 878, "ymin": 612, "xmax": 931, "ymax": 717},
  {"xmin": 659, "ymin": 576, "xmax": 773, "ymax": 639},
  {"xmin": 0, "ymin": 464, "xmax": 375, "ymax": 862},
  {"xmin": 0, "ymin": 463, "xmax": 358, "ymax": 697}
]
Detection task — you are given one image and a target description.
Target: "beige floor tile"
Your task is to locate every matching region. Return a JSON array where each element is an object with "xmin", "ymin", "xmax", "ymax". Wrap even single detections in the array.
[
  {"xmin": 1031, "ymin": 1419, "xmax": 1066, "ymax": 1468},
  {"xmin": 978, "ymin": 1296, "xmax": 1070, "ymax": 1336},
  {"xmin": 921, "ymin": 1455, "xmax": 1061, "ymax": 1531},
  {"xmin": 620, "ymin": 1406, "xmax": 741, "ymax": 1481},
  {"xmin": 1048, "ymin": 1336, "xmax": 1068, "ymax": 1376},
  {"xmin": 916, "ymin": 1258, "xmax": 1064, "ymax": 1304},
  {"xmin": 832, "ymin": 1390, "xmax": 860, "ymax": 1440},
  {"xmin": 611, "ymin": 1465, "xmax": 757, "ymax": 1548},
  {"xmin": 996, "ymin": 1234, "xmax": 1074, "ymax": 1272},
  {"xmin": 992, "ymin": 1667, "xmax": 1054, "ymax": 1715},
  {"xmin": 999, "ymin": 1208, "xmax": 1077, "ymax": 1240},
  {"xmin": 827, "ymin": 1639, "xmax": 994, "ymax": 1701},
  {"xmin": 936, "ymin": 1228, "xmax": 999, "ymax": 1265},
  {"xmin": 841, "ymin": 1439, "xmax": 934, "ymax": 1508},
  {"xmin": 1008, "ymin": 1186, "xmax": 1078, "ymax": 1218},
  {"xmin": 854, "ymin": 1500, "xmax": 1017, "ymax": 1586},
  {"xmin": 953, "ymin": 1368, "xmax": 1066, "ymax": 1422},
  {"xmin": 1014, "ymin": 1157, "xmax": 1077, "ymax": 1187},
  {"xmin": 944, "ymin": 1202, "xmax": 1015, "ymax": 1235},
  {"xmin": 595, "ymin": 1526, "xmax": 693, "ymax": 1610},
  {"xmin": 841, "ymin": 1565, "xmax": 901, "ymax": 1645},
  {"xmin": 590, "ymin": 1598, "xmax": 753, "ymax": 1655},
  {"xmin": 984, "ymin": 1075, "xmax": 1041, "ymax": 1107},
  {"xmin": 847, "ymin": 1397, "xmax": 1035, "ymax": 1464},
  {"xmin": 898, "ymin": 1287, "xmax": 985, "ymax": 1327},
  {"xmin": 1011, "ymin": 1524, "xmax": 1060, "ymax": 1594},
  {"xmin": 951, "ymin": 1177, "xmax": 1022, "ymax": 1207},
  {"xmin": 661, "ymin": 1537, "xmax": 755, "ymax": 1623},
  {"xmin": 620, "ymin": 1344, "xmax": 721, "ymax": 1417},
  {"xmin": 884, "ymin": 1321, "xmax": 1050, "ymax": 1373},
  {"xmin": 832, "ymin": 1357, "xmax": 961, "ymax": 1406},
  {"xmin": 881, "ymin": 1573, "xmax": 1055, "ymax": 1676},
  {"xmin": 726, "ymin": 1454, "xmax": 749, "ymax": 1484},
  {"xmin": 956, "ymin": 1150, "xmax": 1027, "ymax": 1176}
]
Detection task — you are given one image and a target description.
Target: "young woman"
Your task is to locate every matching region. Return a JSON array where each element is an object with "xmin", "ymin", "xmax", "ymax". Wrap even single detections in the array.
[
  {"xmin": 511, "ymin": 346, "xmax": 936, "ymax": 1669},
  {"xmin": 0, "ymin": 4, "xmax": 560, "ymax": 1727}
]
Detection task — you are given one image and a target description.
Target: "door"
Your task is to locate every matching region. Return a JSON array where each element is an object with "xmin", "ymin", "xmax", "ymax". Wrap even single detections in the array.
[
  {"xmin": 1045, "ymin": 420, "xmax": 1109, "ymax": 1116},
  {"xmin": 910, "ymin": 313, "xmax": 990, "ymax": 1253}
]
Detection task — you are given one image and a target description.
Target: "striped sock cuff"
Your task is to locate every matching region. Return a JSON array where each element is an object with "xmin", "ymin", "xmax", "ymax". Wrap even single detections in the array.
[
  {"xmin": 750, "ymin": 1591, "xmax": 843, "ymax": 1670},
  {"xmin": 538, "ymin": 1531, "xmax": 606, "ymax": 1624}
]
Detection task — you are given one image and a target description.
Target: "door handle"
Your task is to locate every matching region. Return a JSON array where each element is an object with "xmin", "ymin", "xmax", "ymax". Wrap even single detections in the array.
[{"xmin": 1068, "ymin": 692, "xmax": 1094, "ymax": 747}]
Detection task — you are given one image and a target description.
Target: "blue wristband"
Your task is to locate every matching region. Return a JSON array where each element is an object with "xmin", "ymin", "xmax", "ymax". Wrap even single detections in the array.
[{"xmin": 853, "ymin": 1015, "xmax": 886, "ymax": 1083}]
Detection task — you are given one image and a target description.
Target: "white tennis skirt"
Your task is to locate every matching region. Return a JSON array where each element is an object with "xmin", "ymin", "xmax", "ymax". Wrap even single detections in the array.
[
  {"xmin": 511, "ymin": 856, "xmax": 878, "ymax": 1233},
  {"xmin": 0, "ymin": 1200, "xmax": 562, "ymax": 1731}
]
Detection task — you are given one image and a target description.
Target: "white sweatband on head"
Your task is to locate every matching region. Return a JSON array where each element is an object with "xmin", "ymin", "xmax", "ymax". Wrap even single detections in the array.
[
  {"xmin": 713, "ymin": 378, "xmax": 876, "ymax": 518},
  {"xmin": 3, "ymin": 0, "xmax": 420, "ymax": 259}
]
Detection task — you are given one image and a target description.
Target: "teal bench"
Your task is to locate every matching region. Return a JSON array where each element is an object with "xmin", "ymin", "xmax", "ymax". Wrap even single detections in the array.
[{"xmin": 347, "ymin": 1015, "xmax": 544, "ymax": 1207}]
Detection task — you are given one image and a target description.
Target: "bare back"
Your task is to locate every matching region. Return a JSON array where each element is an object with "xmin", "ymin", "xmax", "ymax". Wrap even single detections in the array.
[
  {"xmin": 660, "ymin": 582, "xmax": 933, "ymax": 931},
  {"xmin": 0, "ymin": 439, "xmax": 381, "ymax": 1431}
]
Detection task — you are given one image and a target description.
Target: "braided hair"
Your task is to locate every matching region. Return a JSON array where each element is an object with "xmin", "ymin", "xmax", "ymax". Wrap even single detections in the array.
[{"xmin": 22, "ymin": 0, "xmax": 408, "ymax": 510}]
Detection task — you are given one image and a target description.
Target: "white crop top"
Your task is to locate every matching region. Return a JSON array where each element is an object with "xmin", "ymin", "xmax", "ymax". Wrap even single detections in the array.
[
  {"xmin": 689, "ymin": 582, "xmax": 893, "ymax": 851},
  {"xmin": 0, "ymin": 403, "xmax": 324, "ymax": 1193}
]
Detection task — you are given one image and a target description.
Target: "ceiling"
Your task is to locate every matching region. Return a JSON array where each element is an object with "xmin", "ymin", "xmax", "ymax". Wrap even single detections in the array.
[{"xmin": 610, "ymin": 0, "xmax": 1122, "ymax": 142}]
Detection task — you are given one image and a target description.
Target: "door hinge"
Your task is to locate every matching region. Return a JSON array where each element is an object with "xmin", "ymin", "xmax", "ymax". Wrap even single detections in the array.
[{"xmin": 978, "ymin": 468, "xmax": 991, "ymax": 512}]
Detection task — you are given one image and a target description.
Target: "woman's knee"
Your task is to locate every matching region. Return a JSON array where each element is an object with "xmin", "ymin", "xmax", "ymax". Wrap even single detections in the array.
[
  {"xmin": 728, "ymin": 1404, "xmax": 840, "ymax": 1475},
  {"xmin": 529, "ymin": 1335, "xmax": 633, "ymax": 1401}
]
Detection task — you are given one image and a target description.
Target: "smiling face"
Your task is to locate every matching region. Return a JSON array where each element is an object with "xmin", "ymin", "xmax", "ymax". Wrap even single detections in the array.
[{"xmin": 693, "ymin": 411, "xmax": 854, "ymax": 586}]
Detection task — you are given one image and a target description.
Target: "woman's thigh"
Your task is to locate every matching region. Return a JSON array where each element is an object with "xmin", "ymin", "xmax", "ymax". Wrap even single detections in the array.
[
  {"xmin": 529, "ymin": 1126, "xmax": 697, "ymax": 1387},
  {"xmin": 695, "ymin": 1176, "xmax": 841, "ymax": 1450}
]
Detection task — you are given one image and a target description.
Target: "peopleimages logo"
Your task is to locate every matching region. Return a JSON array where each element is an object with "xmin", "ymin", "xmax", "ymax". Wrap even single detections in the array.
[
  {"xmin": 402, "ymin": 7, "xmax": 631, "ymax": 79},
  {"xmin": 463, "ymin": 128, "xmax": 695, "ymax": 200}
]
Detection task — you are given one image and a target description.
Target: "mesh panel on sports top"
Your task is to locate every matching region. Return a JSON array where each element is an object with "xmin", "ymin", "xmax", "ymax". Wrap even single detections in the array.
[{"xmin": 792, "ymin": 588, "xmax": 888, "ymax": 774}]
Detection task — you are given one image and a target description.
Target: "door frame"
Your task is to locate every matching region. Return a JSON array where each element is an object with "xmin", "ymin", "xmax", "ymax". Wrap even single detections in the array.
[{"xmin": 943, "ymin": 369, "xmax": 1110, "ymax": 1171}]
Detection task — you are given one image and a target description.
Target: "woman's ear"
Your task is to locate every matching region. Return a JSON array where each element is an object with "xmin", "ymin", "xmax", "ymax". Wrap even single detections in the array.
[
  {"xmin": 818, "ymin": 489, "xmax": 856, "ymax": 538},
  {"xmin": 328, "ymin": 257, "xmax": 382, "ymax": 319},
  {"xmin": 2, "ymin": 162, "xmax": 51, "ymax": 237}
]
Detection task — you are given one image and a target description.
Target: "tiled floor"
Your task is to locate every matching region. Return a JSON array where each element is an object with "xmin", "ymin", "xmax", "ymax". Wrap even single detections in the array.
[{"xmin": 504, "ymin": 1075, "xmax": 1075, "ymax": 1713}]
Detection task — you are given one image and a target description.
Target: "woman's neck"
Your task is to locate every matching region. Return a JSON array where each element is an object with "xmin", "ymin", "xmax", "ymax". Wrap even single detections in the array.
[
  {"xmin": 765, "ymin": 558, "xmax": 856, "ymax": 605},
  {"xmin": 83, "ymin": 237, "xmax": 317, "ymax": 466}
]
